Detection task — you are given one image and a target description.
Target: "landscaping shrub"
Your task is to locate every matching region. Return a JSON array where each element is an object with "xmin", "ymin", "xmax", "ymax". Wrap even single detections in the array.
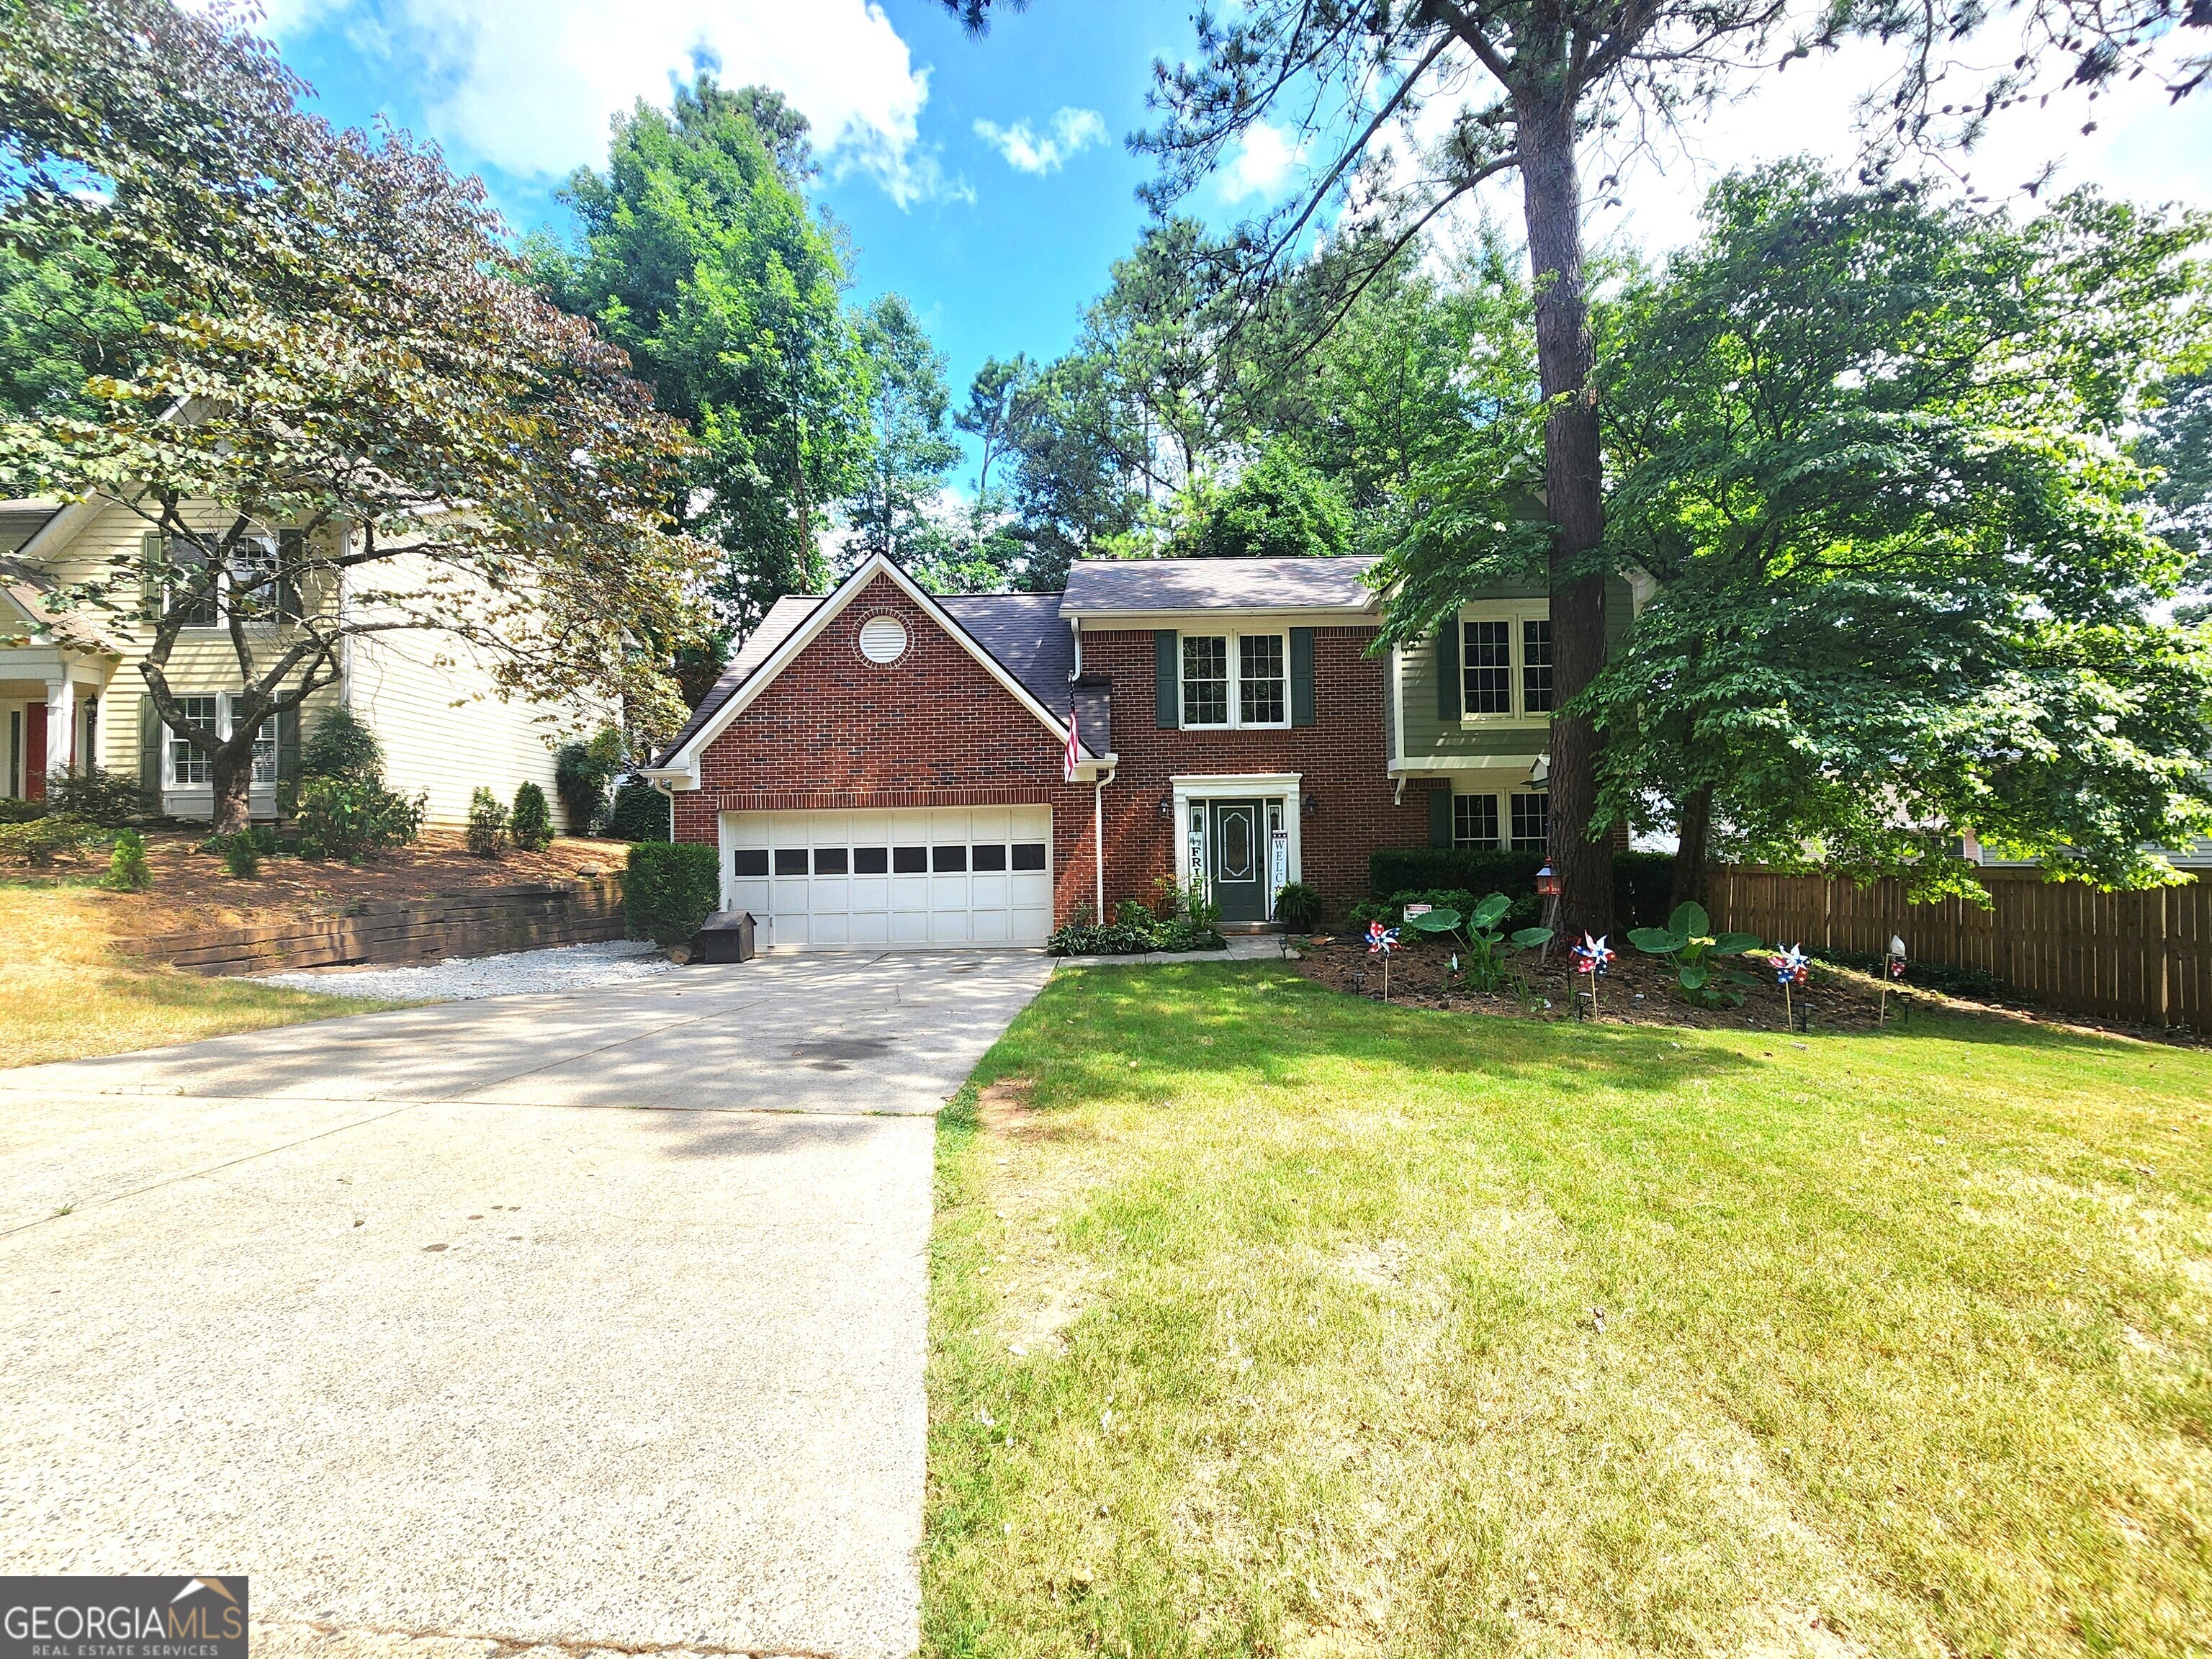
[
  {"xmin": 554, "ymin": 727, "xmax": 624, "ymax": 835},
  {"xmin": 1048, "ymin": 881, "xmax": 1226, "ymax": 956},
  {"xmin": 301, "ymin": 706, "xmax": 385, "ymax": 783},
  {"xmin": 1273, "ymin": 881, "xmax": 1323, "ymax": 928},
  {"xmin": 606, "ymin": 777, "xmax": 671, "ymax": 842},
  {"xmin": 295, "ymin": 775, "xmax": 423, "ymax": 861},
  {"xmin": 466, "ymin": 786, "xmax": 510, "ymax": 856},
  {"xmin": 0, "ymin": 797, "xmax": 44, "ymax": 825},
  {"xmin": 625, "ymin": 840, "xmax": 719, "ymax": 946},
  {"xmin": 104, "ymin": 828, "xmax": 150, "ymax": 891},
  {"xmin": 45, "ymin": 765, "xmax": 152, "ymax": 826},
  {"xmin": 0, "ymin": 813, "xmax": 99, "ymax": 865},
  {"xmin": 510, "ymin": 781, "xmax": 554, "ymax": 851},
  {"xmin": 1367, "ymin": 847, "xmax": 1678, "ymax": 929},
  {"xmin": 221, "ymin": 829, "xmax": 261, "ymax": 878}
]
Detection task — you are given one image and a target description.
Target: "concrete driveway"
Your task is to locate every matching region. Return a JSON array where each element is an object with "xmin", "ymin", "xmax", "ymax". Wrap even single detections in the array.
[{"xmin": 0, "ymin": 950, "xmax": 1053, "ymax": 1659}]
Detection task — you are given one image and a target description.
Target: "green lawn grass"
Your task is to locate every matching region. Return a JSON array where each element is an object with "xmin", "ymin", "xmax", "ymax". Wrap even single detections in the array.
[{"xmin": 927, "ymin": 963, "xmax": 2212, "ymax": 1658}]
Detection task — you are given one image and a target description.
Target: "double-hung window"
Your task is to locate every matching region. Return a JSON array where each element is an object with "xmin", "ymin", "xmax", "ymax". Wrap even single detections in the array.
[
  {"xmin": 1459, "ymin": 608, "xmax": 1552, "ymax": 720},
  {"xmin": 1182, "ymin": 631, "xmax": 1289, "ymax": 729},
  {"xmin": 1453, "ymin": 793, "xmax": 1501, "ymax": 848},
  {"xmin": 1509, "ymin": 793, "xmax": 1550, "ymax": 852},
  {"xmin": 246, "ymin": 710, "xmax": 278, "ymax": 785},
  {"xmin": 169, "ymin": 696, "xmax": 217, "ymax": 786},
  {"xmin": 1182, "ymin": 635, "xmax": 1229, "ymax": 727}
]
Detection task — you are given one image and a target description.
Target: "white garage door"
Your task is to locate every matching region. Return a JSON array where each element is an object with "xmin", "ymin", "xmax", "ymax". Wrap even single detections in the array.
[{"xmin": 720, "ymin": 806, "xmax": 1054, "ymax": 950}]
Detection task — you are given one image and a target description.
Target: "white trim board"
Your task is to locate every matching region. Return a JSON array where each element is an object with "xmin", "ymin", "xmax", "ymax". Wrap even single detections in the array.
[{"xmin": 647, "ymin": 554, "xmax": 1089, "ymax": 786}]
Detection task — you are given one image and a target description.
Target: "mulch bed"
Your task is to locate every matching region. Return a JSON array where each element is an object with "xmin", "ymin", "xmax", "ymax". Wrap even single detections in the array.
[
  {"xmin": 1287, "ymin": 931, "xmax": 2072, "ymax": 1038},
  {"xmin": 6, "ymin": 827, "xmax": 629, "ymax": 936}
]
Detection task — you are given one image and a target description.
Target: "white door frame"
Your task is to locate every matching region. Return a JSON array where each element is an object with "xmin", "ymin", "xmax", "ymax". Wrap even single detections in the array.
[{"xmin": 1169, "ymin": 773, "xmax": 1302, "ymax": 913}]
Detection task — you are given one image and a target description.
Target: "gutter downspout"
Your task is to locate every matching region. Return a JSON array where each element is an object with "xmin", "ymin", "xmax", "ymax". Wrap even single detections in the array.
[
  {"xmin": 650, "ymin": 775, "xmax": 676, "ymax": 842},
  {"xmin": 1092, "ymin": 766, "xmax": 1115, "ymax": 922}
]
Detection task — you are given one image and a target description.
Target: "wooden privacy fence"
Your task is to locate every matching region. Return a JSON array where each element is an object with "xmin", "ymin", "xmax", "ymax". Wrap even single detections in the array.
[
  {"xmin": 124, "ymin": 878, "xmax": 626, "ymax": 977},
  {"xmin": 1704, "ymin": 866, "xmax": 2212, "ymax": 1033}
]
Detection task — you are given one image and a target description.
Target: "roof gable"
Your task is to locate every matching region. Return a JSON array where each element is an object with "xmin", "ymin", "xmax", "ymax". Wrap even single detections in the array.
[{"xmin": 649, "ymin": 555, "xmax": 1092, "ymax": 781}]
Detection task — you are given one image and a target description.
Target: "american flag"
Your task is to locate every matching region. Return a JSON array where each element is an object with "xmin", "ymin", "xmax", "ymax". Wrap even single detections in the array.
[{"xmin": 1063, "ymin": 710, "xmax": 1081, "ymax": 783}]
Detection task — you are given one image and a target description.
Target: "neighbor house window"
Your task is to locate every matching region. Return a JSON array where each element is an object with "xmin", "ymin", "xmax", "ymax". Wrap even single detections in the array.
[
  {"xmin": 1238, "ymin": 634, "xmax": 1286, "ymax": 725},
  {"xmin": 1454, "ymin": 793, "xmax": 1500, "ymax": 849},
  {"xmin": 163, "ymin": 541, "xmax": 220, "ymax": 627},
  {"xmin": 1509, "ymin": 793, "xmax": 1550, "ymax": 852},
  {"xmin": 249, "ymin": 718, "xmax": 276, "ymax": 784},
  {"xmin": 1182, "ymin": 631, "xmax": 1289, "ymax": 729},
  {"xmin": 1521, "ymin": 620, "xmax": 1552, "ymax": 713},
  {"xmin": 1182, "ymin": 635, "xmax": 1229, "ymax": 727},
  {"xmin": 169, "ymin": 696, "xmax": 217, "ymax": 786}
]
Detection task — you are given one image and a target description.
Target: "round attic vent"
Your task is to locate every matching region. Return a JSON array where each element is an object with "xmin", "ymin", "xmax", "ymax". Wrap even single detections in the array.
[{"xmin": 858, "ymin": 613, "xmax": 909, "ymax": 664}]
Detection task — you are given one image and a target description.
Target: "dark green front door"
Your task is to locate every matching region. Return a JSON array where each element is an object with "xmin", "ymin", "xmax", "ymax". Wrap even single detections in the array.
[{"xmin": 1208, "ymin": 799, "xmax": 1267, "ymax": 922}]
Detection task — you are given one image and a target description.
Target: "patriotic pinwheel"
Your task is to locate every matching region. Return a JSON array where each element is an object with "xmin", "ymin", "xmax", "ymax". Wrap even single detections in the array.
[
  {"xmin": 1571, "ymin": 932, "xmax": 1613, "ymax": 976},
  {"xmin": 1771, "ymin": 942, "xmax": 1810, "ymax": 1030},
  {"xmin": 1367, "ymin": 921, "xmax": 1401, "ymax": 1001},
  {"xmin": 1881, "ymin": 935, "xmax": 1907, "ymax": 1027}
]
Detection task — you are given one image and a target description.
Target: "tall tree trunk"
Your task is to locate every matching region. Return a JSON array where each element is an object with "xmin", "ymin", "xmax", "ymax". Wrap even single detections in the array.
[
  {"xmin": 1516, "ymin": 92, "xmax": 1614, "ymax": 940},
  {"xmin": 1670, "ymin": 785, "xmax": 1714, "ymax": 914},
  {"xmin": 209, "ymin": 742, "xmax": 253, "ymax": 836}
]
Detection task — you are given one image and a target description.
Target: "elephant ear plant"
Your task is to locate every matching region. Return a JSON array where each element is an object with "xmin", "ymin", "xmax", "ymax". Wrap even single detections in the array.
[
  {"xmin": 1406, "ymin": 893, "xmax": 1554, "ymax": 992},
  {"xmin": 1627, "ymin": 902, "xmax": 1766, "ymax": 1006}
]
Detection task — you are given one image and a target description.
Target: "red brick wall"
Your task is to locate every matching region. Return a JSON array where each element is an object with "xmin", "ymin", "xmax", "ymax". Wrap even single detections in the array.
[
  {"xmin": 1078, "ymin": 625, "xmax": 1434, "ymax": 915},
  {"xmin": 675, "ymin": 577, "xmax": 1437, "ymax": 924},
  {"xmin": 675, "ymin": 575, "xmax": 1105, "ymax": 925}
]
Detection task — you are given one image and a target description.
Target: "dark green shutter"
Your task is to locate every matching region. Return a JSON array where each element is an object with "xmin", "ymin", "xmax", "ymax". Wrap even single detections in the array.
[
  {"xmin": 1289, "ymin": 627, "xmax": 1315, "ymax": 726},
  {"xmin": 138, "ymin": 696, "xmax": 161, "ymax": 804},
  {"xmin": 1436, "ymin": 621, "xmax": 1461, "ymax": 720},
  {"xmin": 140, "ymin": 532, "xmax": 163, "ymax": 616},
  {"xmin": 1154, "ymin": 630, "xmax": 1179, "ymax": 729},
  {"xmin": 1429, "ymin": 787, "xmax": 1453, "ymax": 847},
  {"xmin": 276, "ymin": 706, "xmax": 301, "ymax": 793}
]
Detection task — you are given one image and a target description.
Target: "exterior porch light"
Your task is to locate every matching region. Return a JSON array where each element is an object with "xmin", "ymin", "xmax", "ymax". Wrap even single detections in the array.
[
  {"xmin": 1158, "ymin": 795, "xmax": 1173, "ymax": 819},
  {"xmin": 1535, "ymin": 863, "xmax": 1561, "ymax": 900},
  {"xmin": 1301, "ymin": 792, "xmax": 1318, "ymax": 817}
]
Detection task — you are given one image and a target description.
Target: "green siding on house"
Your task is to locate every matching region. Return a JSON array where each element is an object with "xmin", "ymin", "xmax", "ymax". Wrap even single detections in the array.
[{"xmin": 1396, "ymin": 575, "xmax": 1635, "ymax": 765}]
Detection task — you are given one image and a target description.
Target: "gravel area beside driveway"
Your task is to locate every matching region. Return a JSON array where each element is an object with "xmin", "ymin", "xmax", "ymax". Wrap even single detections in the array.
[
  {"xmin": 258, "ymin": 938, "xmax": 674, "ymax": 1002},
  {"xmin": 0, "ymin": 951, "xmax": 1052, "ymax": 1659}
]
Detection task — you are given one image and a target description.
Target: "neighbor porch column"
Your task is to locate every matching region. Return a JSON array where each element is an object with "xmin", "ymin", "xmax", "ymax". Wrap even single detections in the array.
[{"xmin": 45, "ymin": 677, "xmax": 75, "ymax": 776}]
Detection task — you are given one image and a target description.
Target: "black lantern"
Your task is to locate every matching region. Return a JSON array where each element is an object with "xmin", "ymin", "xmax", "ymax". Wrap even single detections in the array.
[{"xmin": 1301, "ymin": 792, "xmax": 1319, "ymax": 817}]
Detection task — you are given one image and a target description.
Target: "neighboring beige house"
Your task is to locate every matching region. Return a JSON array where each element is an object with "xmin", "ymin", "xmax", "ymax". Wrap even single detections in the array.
[{"xmin": 0, "ymin": 495, "xmax": 599, "ymax": 826}]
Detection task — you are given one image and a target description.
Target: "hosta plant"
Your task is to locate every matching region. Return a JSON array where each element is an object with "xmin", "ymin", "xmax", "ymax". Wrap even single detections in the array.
[
  {"xmin": 1406, "ymin": 892, "xmax": 1554, "ymax": 992},
  {"xmin": 1627, "ymin": 902, "xmax": 1765, "ymax": 1006}
]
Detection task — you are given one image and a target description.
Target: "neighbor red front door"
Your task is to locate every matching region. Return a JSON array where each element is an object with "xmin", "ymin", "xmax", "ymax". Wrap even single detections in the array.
[{"xmin": 24, "ymin": 703, "xmax": 45, "ymax": 801}]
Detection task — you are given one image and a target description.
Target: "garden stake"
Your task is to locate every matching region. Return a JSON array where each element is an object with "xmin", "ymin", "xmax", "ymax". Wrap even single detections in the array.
[
  {"xmin": 1771, "ymin": 943, "xmax": 1809, "ymax": 1033},
  {"xmin": 1572, "ymin": 932, "xmax": 1614, "ymax": 1020},
  {"xmin": 1367, "ymin": 921, "xmax": 1399, "ymax": 1003}
]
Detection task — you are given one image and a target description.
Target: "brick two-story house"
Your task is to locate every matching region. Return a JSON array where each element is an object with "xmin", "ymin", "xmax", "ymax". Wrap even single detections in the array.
[{"xmin": 647, "ymin": 552, "xmax": 1633, "ymax": 950}]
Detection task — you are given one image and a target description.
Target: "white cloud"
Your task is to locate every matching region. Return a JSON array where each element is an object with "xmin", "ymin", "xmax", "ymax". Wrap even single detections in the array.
[
  {"xmin": 1218, "ymin": 122, "xmax": 1308, "ymax": 203},
  {"xmin": 269, "ymin": 0, "xmax": 967, "ymax": 207},
  {"xmin": 973, "ymin": 106, "xmax": 1109, "ymax": 174}
]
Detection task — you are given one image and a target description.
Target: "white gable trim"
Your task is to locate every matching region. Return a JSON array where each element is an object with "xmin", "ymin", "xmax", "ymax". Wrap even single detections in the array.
[{"xmin": 645, "ymin": 554, "xmax": 1091, "ymax": 787}]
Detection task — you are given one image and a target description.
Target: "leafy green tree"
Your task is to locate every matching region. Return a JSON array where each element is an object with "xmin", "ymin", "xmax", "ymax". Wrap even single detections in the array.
[
  {"xmin": 0, "ymin": 232, "xmax": 156, "ymax": 423},
  {"xmin": 996, "ymin": 349, "xmax": 1142, "ymax": 590},
  {"xmin": 843, "ymin": 292, "xmax": 964, "ymax": 575},
  {"xmin": 1192, "ymin": 441, "xmax": 1352, "ymax": 559},
  {"xmin": 1, "ymin": 0, "xmax": 711, "ymax": 834},
  {"xmin": 1586, "ymin": 164, "xmax": 2212, "ymax": 901},
  {"xmin": 2138, "ymin": 368, "xmax": 2212, "ymax": 621},
  {"xmin": 545, "ymin": 74, "xmax": 871, "ymax": 634}
]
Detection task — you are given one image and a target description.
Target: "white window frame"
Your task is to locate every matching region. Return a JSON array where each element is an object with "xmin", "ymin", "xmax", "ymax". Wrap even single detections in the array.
[
  {"xmin": 1179, "ymin": 629, "xmax": 1291, "ymax": 731},
  {"xmin": 166, "ymin": 696, "xmax": 219, "ymax": 787},
  {"xmin": 1457, "ymin": 603, "xmax": 1552, "ymax": 724}
]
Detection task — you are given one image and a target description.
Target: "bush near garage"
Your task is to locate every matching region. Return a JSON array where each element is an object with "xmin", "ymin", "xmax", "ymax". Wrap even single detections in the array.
[
  {"xmin": 510, "ymin": 781, "xmax": 554, "ymax": 851},
  {"xmin": 626, "ymin": 840, "xmax": 719, "ymax": 946},
  {"xmin": 606, "ymin": 777, "xmax": 672, "ymax": 842}
]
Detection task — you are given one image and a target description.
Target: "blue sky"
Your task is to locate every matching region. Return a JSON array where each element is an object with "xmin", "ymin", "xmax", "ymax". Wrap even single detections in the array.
[{"xmin": 264, "ymin": 0, "xmax": 2212, "ymax": 490}]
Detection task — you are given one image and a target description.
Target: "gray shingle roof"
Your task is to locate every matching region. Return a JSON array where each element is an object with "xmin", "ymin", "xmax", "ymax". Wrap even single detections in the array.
[{"xmin": 1059, "ymin": 554, "xmax": 1381, "ymax": 616}]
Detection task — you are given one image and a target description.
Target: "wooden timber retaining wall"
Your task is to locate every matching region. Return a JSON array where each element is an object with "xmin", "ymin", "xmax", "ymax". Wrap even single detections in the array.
[
  {"xmin": 125, "ymin": 878, "xmax": 626, "ymax": 977},
  {"xmin": 1706, "ymin": 865, "xmax": 2212, "ymax": 1034}
]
